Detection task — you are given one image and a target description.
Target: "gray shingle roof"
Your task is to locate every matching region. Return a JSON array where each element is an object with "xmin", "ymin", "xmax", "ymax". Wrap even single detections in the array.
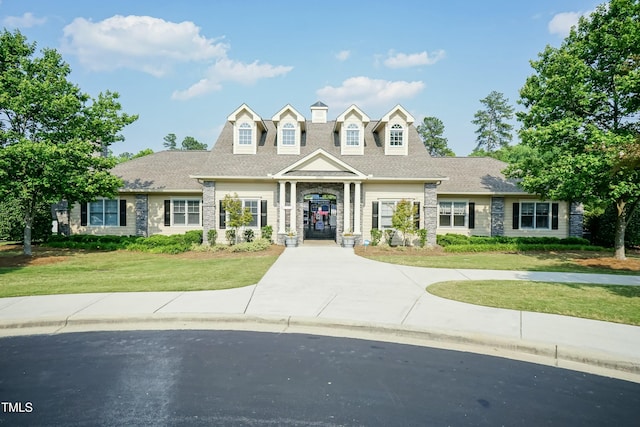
[
  {"xmin": 430, "ymin": 157, "xmax": 525, "ymax": 194},
  {"xmin": 196, "ymin": 120, "xmax": 447, "ymax": 180},
  {"xmin": 112, "ymin": 122, "xmax": 525, "ymax": 195},
  {"xmin": 113, "ymin": 150, "xmax": 207, "ymax": 191}
]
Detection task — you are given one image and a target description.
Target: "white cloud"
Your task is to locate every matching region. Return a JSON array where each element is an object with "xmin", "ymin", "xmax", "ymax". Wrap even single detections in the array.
[
  {"xmin": 384, "ymin": 50, "xmax": 445, "ymax": 68},
  {"xmin": 62, "ymin": 15, "xmax": 228, "ymax": 76},
  {"xmin": 2, "ymin": 12, "xmax": 47, "ymax": 28},
  {"xmin": 62, "ymin": 15, "xmax": 293, "ymax": 99},
  {"xmin": 172, "ymin": 58, "xmax": 293, "ymax": 100},
  {"xmin": 316, "ymin": 76, "xmax": 425, "ymax": 112},
  {"xmin": 548, "ymin": 10, "xmax": 592, "ymax": 37},
  {"xmin": 336, "ymin": 50, "xmax": 351, "ymax": 61}
]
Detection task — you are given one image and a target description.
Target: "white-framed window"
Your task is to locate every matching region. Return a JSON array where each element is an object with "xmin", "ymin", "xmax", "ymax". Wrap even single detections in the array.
[
  {"xmin": 243, "ymin": 199, "xmax": 259, "ymax": 227},
  {"xmin": 281, "ymin": 123, "xmax": 296, "ymax": 146},
  {"xmin": 380, "ymin": 200, "xmax": 396, "ymax": 229},
  {"xmin": 439, "ymin": 201, "xmax": 467, "ymax": 227},
  {"xmin": 226, "ymin": 199, "xmax": 260, "ymax": 228},
  {"xmin": 346, "ymin": 123, "xmax": 359, "ymax": 146},
  {"xmin": 238, "ymin": 122, "xmax": 252, "ymax": 145},
  {"xmin": 520, "ymin": 202, "xmax": 550, "ymax": 229},
  {"xmin": 173, "ymin": 199, "xmax": 200, "ymax": 226},
  {"xmin": 89, "ymin": 199, "xmax": 119, "ymax": 226},
  {"xmin": 390, "ymin": 123, "xmax": 403, "ymax": 146}
]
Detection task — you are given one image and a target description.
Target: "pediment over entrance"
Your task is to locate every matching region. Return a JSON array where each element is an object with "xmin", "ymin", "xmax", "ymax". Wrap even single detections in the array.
[{"xmin": 272, "ymin": 149, "xmax": 367, "ymax": 179}]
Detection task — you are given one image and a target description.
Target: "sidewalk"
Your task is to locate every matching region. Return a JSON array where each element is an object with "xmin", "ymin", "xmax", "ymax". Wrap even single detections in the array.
[{"xmin": 1, "ymin": 246, "xmax": 639, "ymax": 380}]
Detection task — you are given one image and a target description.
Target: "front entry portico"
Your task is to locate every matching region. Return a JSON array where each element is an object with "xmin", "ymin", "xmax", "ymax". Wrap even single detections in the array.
[{"xmin": 276, "ymin": 181, "xmax": 362, "ymax": 246}]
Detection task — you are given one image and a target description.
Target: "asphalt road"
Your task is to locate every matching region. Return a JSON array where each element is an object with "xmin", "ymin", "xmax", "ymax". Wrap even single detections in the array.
[{"xmin": 1, "ymin": 330, "xmax": 638, "ymax": 426}]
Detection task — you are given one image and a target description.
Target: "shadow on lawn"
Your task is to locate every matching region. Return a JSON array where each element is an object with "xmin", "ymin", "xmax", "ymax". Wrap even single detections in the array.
[
  {"xmin": 0, "ymin": 244, "xmax": 75, "ymax": 272},
  {"xmin": 522, "ymin": 251, "xmax": 640, "ymax": 274},
  {"xmin": 554, "ymin": 281, "xmax": 640, "ymax": 298}
]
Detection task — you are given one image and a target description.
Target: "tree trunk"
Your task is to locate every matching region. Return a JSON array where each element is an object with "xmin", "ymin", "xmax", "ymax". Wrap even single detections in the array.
[
  {"xmin": 614, "ymin": 201, "xmax": 626, "ymax": 261},
  {"xmin": 23, "ymin": 209, "xmax": 33, "ymax": 257}
]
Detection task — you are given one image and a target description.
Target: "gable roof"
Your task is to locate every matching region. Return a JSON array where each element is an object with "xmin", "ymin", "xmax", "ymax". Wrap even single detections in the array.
[
  {"xmin": 432, "ymin": 157, "xmax": 525, "ymax": 194},
  {"xmin": 194, "ymin": 120, "xmax": 447, "ymax": 181}
]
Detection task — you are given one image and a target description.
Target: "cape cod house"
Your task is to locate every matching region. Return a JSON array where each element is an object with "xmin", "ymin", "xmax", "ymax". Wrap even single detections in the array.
[{"xmin": 67, "ymin": 102, "xmax": 584, "ymax": 246}]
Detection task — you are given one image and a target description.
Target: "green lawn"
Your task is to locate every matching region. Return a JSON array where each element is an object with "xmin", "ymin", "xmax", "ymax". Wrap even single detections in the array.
[
  {"xmin": 428, "ymin": 280, "xmax": 640, "ymax": 326},
  {"xmin": 0, "ymin": 249, "xmax": 281, "ymax": 298},
  {"xmin": 356, "ymin": 247, "xmax": 640, "ymax": 275}
]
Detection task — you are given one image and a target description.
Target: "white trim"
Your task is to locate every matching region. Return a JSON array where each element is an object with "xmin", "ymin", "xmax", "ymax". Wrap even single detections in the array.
[
  {"xmin": 438, "ymin": 200, "xmax": 469, "ymax": 228},
  {"xmin": 518, "ymin": 200, "xmax": 552, "ymax": 230},
  {"xmin": 272, "ymin": 148, "xmax": 368, "ymax": 179},
  {"xmin": 170, "ymin": 197, "xmax": 202, "ymax": 226},
  {"xmin": 88, "ymin": 198, "xmax": 120, "ymax": 227}
]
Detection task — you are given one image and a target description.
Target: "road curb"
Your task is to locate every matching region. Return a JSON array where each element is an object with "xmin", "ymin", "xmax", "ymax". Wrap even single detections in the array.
[{"xmin": 1, "ymin": 313, "xmax": 639, "ymax": 382}]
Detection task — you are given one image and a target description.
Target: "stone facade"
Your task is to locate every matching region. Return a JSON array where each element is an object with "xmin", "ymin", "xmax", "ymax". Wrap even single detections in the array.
[
  {"xmin": 134, "ymin": 195, "xmax": 148, "ymax": 237},
  {"xmin": 202, "ymin": 181, "xmax": 216, "ymax": 244},
  {"xmin": 569, "ymin": 202, "xmax": 584, "ymax": 238},
  {"xmin": 491, "ymin": 197, "xmax": 505, "ymax": 237},
  {"xmin": 51, "ymin": 201, "xmax": 70, "ymax": 236},
  {"xmin": 424, "ymin": 183, "xmax": 438, "ymax": 246}
]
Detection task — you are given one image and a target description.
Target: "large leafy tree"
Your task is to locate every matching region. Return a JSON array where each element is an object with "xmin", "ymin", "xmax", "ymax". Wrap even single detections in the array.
[
  {"xmin": 471, "ymin": 90, "xmax": 515, "ymax": 153},
  {"xmin": 506, "ymin": 0, "xmax": 640, "ymax": 260},
  {"xmin": 416, "ymin": 116, "xmax": 455, "ymax": 156},
  {"xmin": 0, "ymin": 30, "xmax": 138, "ymax": 255}
]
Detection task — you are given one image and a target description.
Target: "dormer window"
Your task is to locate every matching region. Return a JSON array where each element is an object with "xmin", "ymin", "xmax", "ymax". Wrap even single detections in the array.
[
  {"xmin": 390, "ymin": 124, "xmax": 403, "ymax": 146},
  {"xmin": 272, "ymin": 104, "xmax": 305, "ymax": 155},
  {"xmin": 336, "ymin": 105, "xmax": 369, "ymax": 155},
  {"xmin": 346, "ymin": 123, "xmax": 360, "ymax": 146},
  {"xmin": 228, "ymin": 104, "xmax": 264, "ymax": 154},
  {"xmin": 282, "ymin": 123, "xmax": 296, "ymax": 146},
  {"xmin": 238, "ymin": 123, "xmax": 252, "ymax": 145},
  {"xmin": 374, "ymin": 105, "xmax": 414, "ymax": 156}
]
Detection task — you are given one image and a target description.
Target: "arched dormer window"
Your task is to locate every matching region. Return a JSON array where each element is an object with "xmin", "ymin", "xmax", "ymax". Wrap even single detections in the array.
[
  {"xmin": 238, "ymin": 122, "xmax": 252, "ymax": 145},
  {"xmin": 282, "ymin": 123, "xmax": 296, "ymax": 146},
  {"xmin": 346, "ymin": 123, "xmax": 360, "ymax": 146},
  {"xmin": 390, "ymin": 123, "xmax": 403, "ymax": 146}
]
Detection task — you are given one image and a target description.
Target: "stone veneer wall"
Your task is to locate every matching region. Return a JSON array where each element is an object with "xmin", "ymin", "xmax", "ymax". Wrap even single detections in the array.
[
  {"xmin": 202, "ymin": 181, "xmax": 216, "ymax": 244},
  {"xmin": 569, "ymin": 202, "xmax": 584, "ymax": 238},
  {"xmin": 424, "ymin": 183, "xmax": 437, "ymax": 246},
  {"xmin": 51, "ymin": 201, "xmax": 70, "ymax": 236},
  {"xmin": 135, "ymin": 195, "xmax": 149, "ymax": 237},
  {"xmin": 490, "ymin": 197, "xmax": 505, "ymax": 237}
]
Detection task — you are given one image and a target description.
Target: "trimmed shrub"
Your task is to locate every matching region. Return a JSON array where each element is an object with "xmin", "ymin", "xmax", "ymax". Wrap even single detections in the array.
[
  {"xmin": 225, "ymin": 229, "xmax": 236, "ymax": 245},
  {"xmin": 207, "ymin": 229, "xmax": 218, "ymax": 245},
  {"xmin": 261, "ymin": 225, "xmax": 273, "ymax": 242},
  {"xmin": 244, "ymin": 229, "xmax": 255, "ymax": 243},
  {"xmin": 228, "ymin": 238, "xmax": 271, "ymax": 253},
  {"xmin": 370, "ymin": 229, "xmax": 382, "ymax": 246},
  {"xmin": 417, "ymin": 229, "xmax": 428, "ymax": 248}
]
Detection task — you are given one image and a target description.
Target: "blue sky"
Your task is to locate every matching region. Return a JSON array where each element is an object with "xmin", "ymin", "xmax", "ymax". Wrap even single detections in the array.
[{"xmin": 1, "ymin": 0, "xmax": 600, "ymax": 156}]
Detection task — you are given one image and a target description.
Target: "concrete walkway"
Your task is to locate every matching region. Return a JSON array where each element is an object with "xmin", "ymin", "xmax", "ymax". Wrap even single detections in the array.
[{"xmin": 1, "ymin": 246, "xmax": 639, "ymax": 380}]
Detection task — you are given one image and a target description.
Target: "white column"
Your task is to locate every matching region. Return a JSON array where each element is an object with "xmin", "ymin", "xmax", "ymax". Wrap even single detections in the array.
[
  {"xmin": 290, "ymin": 181, "xmax": 297, "ymax": 233},
  {"xmin": 354, "ymin": 181, "xmax": 361, "ymax": 234},
  {"xmin": 343, "ymin": 182, "xmax": 351, "ymax": 232},
  {"xmin": 278, "ymin": 181, "xmax": 286, "ymax": 233}
]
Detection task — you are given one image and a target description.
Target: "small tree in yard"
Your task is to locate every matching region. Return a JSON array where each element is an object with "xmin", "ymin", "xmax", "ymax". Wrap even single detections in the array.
[
  {"xmin": 391, "ymin": 199, "xmax": 418, "ymax": 246},
  {"xmin": 221, "ymin": 193, "xmax": 253, "ymax": 245}
]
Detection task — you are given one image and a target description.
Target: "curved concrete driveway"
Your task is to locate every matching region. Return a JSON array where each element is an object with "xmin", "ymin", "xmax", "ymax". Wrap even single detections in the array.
[
  {"xmin": 1, "ymin": 246, "xmax": 639, "ymax": 379},
  {"xmin": 246, "ymin": 247, "xmax": 640, "ymax": 361}
]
